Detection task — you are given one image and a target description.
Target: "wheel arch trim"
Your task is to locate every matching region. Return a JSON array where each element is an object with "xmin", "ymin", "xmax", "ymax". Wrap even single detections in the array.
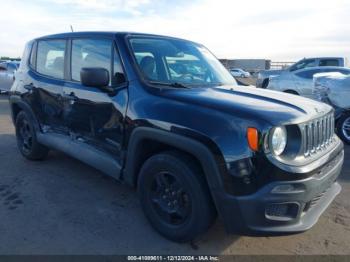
[
  {"xmin": 9, "ymin": 95, "xmax": 41, "ymax": 132},
  {"xmin": 123, "ymin": 127, "xmax": 224, "ymax": 192}
]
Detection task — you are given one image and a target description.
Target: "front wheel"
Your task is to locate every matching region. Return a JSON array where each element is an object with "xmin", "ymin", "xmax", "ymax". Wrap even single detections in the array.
[
  {"xmin": 336, "ymin": 112, "xmax": 350, "ymax": 145},
  {"xmin": 15, "ymin": 111, "xmax": 49, "ymax": 160},
  {"xmin": 137, "ymin": 151, "xmax": 216, "ymax": 242}
]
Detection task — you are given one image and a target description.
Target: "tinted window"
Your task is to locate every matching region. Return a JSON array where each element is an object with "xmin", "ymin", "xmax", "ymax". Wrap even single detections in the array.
[
  {"xmin": 319, "ymin": 59, "xmax": 340, "ymax": 67},
  {"xmin": 71, "ymin": 39, "xmax": 111, "ymax": 83},
  {"xmin": 37, "ymin": 40, "xmax": 66, "ymax": 79}
]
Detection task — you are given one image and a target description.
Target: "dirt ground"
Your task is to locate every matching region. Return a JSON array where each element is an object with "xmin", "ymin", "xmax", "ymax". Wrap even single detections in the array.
[{"xmin": 0, "ymin": 94, "xmax": 349, "ymax": 255}]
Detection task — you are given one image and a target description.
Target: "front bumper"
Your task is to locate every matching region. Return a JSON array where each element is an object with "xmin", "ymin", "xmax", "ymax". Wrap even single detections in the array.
[{"xmin": 215, "ymin": 145, "xmax": 344, "ymax": 235}]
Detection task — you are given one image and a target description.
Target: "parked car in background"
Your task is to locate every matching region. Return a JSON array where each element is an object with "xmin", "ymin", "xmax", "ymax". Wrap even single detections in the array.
[
  {"xmin": 0, "ymin": 61, "xmax": 19, "ymax": 92},
  {"xmin": 257, "ymin": 57, "xmax": 348, "ymax": 88},
  {"xmin": 9, "ymin": 32, "xmax": 344, "ymax": 242},
  {"xmin": 264, "ymin": 66, "xmax": 350, "ymax": 99},
  {"xmin": 313, "ymin": 72, "xmax": 350, "ymax": 144},
  {"xmin": 229, "ymin": 68, "xmax": 250, "ymax": 78}
]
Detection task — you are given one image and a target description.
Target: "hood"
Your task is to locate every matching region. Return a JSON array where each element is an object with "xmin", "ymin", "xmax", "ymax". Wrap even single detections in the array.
[
  {"xmin": 259, "ymin": 69, "xmax": 285, "ymax": 78},
  {"xmin": 162, "ymin": 85, "xmax": 332, "ymax": 126}
]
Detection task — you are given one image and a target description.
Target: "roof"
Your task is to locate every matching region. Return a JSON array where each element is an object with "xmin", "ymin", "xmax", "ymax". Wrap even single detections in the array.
[{"xmin": 35, "ymin": 31, "xmax": 190, "ymax": 42}]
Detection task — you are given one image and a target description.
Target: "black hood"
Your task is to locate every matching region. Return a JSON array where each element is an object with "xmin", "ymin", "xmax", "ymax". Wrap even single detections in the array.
[{"xmin": 162, "ymin": 85, "xmax": 332, "ymax": 126}]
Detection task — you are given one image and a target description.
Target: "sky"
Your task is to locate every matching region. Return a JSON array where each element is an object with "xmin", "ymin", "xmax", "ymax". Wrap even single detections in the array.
[{"xmin": 1, "ymin": 0, "xmax": 349, "ymax": 61}]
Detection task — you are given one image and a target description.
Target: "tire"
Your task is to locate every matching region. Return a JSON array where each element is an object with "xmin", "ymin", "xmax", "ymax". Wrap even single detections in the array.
[
  {"xmin": 336, "ymin": 112, "xmax": 350, "ymax": 145},
  {"xmin": 262, "ymin": 78, "xmax": 269, "ymax": 88},
  {"xmin": 284, "ymin": 90, "xmax": 299, "ymax": 95},
  {"xmin": 15, "ymin": 111, "xmax": 49, "ymax": 160},
  {"xmin": 137, "ymin": 151, "xmax": 216, "ymax": 242},
  {"xmin": 240, "ymin": 74, "xmax": 245, "ymax": 78}
]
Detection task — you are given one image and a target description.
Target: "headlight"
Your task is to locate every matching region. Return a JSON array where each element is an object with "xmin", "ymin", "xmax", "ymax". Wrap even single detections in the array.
[{"xmin": 270, "ymin": 126, "xmax": 287, "ymax": 156}]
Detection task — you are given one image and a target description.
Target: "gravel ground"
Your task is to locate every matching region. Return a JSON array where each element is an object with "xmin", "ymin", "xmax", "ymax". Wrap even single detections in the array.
[{"xmin": 0, "ymin": 94, "xmax": 349, "ymax": 255}]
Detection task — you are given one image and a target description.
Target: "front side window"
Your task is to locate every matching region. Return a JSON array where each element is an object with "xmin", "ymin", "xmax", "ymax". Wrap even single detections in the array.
[
  {"xmin": 129, "ymin": 37, "xmax": 237, "ymax": 87},
  {"xmin": 37, "ymin": 40, "xmax": 66, "ymax": 79},
  {"xmin": 71, "ymin": 39, "xmax": 111, "ymax": 83}
]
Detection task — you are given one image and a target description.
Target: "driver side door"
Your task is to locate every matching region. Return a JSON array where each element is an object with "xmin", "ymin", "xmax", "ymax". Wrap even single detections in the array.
[{"xmin": 63, "ymin": 37, "xmax": 128, "ymax": 170}]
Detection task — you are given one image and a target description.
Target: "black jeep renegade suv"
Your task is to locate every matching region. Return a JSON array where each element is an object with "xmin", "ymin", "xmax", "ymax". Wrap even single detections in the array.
[{"xmin": 9, "ymin": 32, "xmax": 344, "ymax": 242}]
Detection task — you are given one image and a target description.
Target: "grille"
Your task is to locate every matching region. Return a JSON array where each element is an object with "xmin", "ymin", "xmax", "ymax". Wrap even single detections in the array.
[{"xmin": 302, "ymin": 112, "xmax": 335, "ymax": 157}]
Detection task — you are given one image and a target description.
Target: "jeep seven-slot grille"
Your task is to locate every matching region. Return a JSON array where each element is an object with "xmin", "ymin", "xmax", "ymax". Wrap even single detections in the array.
[{"xmin": 302, "ymin": 112, "xmax": 335, "ymax": 157}]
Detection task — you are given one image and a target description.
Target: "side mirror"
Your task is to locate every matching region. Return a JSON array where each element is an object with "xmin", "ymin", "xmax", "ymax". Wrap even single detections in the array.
[{"xmin": 80, "ymin": 67, "xmax": 109, "ymax": 88}]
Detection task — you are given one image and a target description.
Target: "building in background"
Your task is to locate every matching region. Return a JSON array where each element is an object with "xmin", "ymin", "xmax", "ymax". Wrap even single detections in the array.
[{"xmin": 220, "ymin": 59, "xmax": 296, "ymax": 74}]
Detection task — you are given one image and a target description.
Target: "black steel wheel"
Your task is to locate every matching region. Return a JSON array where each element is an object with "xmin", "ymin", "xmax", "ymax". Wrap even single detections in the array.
[
  {"xmin": 150, "ymin": 171, "xmax": 192, "ymax": 226},
  {"xmin": 137, "ymin": 151, "xmax": 216, "ymax": 242},
  {"xmin": 15, "ymin": 111, "xmax": 49, "ymax": 160}
]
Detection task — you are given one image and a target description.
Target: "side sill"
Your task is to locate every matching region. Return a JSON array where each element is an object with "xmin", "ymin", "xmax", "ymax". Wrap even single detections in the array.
[{"xmin": 37, "ymin": 132, "xmax": 121, "ymax": 180}]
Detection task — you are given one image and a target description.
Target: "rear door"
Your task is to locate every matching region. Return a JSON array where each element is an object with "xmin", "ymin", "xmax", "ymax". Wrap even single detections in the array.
[
  {"xmin": 28, "ymin": 39, "xmax": 68, "ymax": 133},
  {"xmin": 62, "ymin": 37, "xmax": 128, "ymax": 163}
]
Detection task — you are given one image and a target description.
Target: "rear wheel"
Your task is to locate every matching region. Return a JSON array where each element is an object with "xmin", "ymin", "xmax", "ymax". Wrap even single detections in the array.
[
  {"xmin": 336, "ymin": 112, "xmax": 350, "ymax": 145},
  {"xmin": 15, "ymin": 111, "xmax": 49, "ymax": 160},
  {"xmin": 284, "ymin": 90, "xmax": 299, "ymax": 95},
  {"xmin": 262, "ymin": 78, "xmax": 269, "ymax": 88},
  {"xmin": 137, "ymin": 151, "xmax": 216, "ymax": 242}
]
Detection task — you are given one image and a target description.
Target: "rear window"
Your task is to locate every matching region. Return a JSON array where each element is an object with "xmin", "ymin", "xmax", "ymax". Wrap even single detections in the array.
[
  {"xmin": 319, "ymin": 59, "xmax": 340, "ymax": 67},
  {"xmin": 36, "ymin": 40, "xmax": 66, "ymax": 79}
]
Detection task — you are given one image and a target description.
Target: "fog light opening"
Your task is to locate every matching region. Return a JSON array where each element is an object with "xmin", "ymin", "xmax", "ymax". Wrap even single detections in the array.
[{"xmin": 265, "ymin": 203, "xmax": 299, "ymax": 221}]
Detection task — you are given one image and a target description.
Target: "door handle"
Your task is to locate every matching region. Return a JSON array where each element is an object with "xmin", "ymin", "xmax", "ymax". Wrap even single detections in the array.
[
  {"xmin": 62, "ymin": 92, "xmax": 78, "ymax": 101},
  {"xmin": 24, "ymin": 83, "xmax": 35, "ymax": 91}
]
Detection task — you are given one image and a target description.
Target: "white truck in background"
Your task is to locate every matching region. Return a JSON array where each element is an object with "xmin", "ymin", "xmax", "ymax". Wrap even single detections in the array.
[{"xmin": 256, "ymin": 57, "xmax": 348, "ymax": 88}]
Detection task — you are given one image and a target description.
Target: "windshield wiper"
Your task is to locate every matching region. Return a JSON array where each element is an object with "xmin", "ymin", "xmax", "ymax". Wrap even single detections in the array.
[{"xmin": 148, "ymin": 81, "xmax": 190, "ymax": 89}]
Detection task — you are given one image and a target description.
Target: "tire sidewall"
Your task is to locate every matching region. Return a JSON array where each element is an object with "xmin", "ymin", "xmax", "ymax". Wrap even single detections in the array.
[
  {"xmin": 337, "ymin": 113, "xmax": 350, "ymax": 144},
  {"xmin": 15, "ymin": 111, "xmax": 43, "ymax": 158}
]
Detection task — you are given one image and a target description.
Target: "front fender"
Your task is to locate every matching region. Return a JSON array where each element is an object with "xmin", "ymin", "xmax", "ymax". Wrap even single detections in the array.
[{"xmin": 123, "ymin": 127, "xmax": 225, "ymax": 192}]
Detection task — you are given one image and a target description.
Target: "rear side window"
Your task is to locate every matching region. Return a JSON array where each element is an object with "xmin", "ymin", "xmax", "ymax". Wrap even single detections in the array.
[
  {"xmin": 319, "ymin": 59, "xmax": 340, "ymax": 67},
  {"xmin": 37, "ymin": 40, "xmax": 66, "ymax": 79},
  {"xmin": 71, "ymin": 39, "xmax": 112, "ymax": 83}
]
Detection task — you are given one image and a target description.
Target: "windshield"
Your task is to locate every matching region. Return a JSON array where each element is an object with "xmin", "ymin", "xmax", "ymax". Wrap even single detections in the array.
[{"xmin": 128, "ymin": 37, "xmax": 237, "ymax": 87}]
